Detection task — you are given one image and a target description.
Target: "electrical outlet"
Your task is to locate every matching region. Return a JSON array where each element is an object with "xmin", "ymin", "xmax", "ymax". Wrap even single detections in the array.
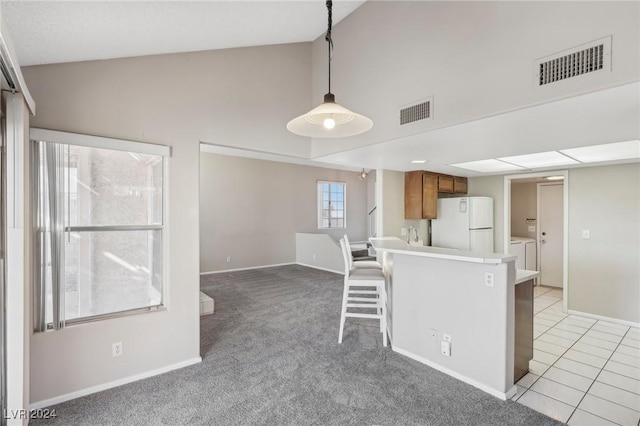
[
  {"xmin": 528, "ymin": 225, "xmax": 535, "ymax": 232},
  {"xmin": 485, "ymin": 272, "xmax": 494, "ymax": 287},
  {"xmin": 112, "ymin": 342, "xmax": 123, "ymax": 357},
  {"xmin": 443, "ymin": 333, "xmax": 451, "ymax": 342},
  {"xmin": 582, "ymin": 230, "xmax": 591, "ymax": 239},
  {"xmin": 429, "ymin": 328, "xmax": 437, "ymax": 340},
  {"xmin": 226, "ymin": 256, "xmax": 231, "ymax": 263},
  {"xmin": 313, "ymin": 253, "xmax": 316, "ymax": 260},
  {"xmin": 400, "ymin": 227, "xmax": 408, "ymax": 236},
  {"xmin": 441, "ymin": 341, "xmax": 451, "ymax": 356}
]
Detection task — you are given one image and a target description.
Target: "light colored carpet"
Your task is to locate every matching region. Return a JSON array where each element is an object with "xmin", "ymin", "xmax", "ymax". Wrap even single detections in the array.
[{"xmin": 32, "ymin": 265, "xmax": 561, "ymax": 425}]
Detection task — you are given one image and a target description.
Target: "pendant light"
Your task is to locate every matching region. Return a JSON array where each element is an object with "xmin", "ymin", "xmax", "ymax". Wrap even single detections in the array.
[
  {"xmin": 359, "ymin": 168, "xmax": 368, "ymax": 179},
  {"xmin": 287, "ymin": 0, "xmax": 373, "ymax": 138}
]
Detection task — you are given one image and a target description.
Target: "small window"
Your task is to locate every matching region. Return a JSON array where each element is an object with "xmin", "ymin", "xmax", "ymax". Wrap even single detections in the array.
[
  {"xmin": 31, "ymin": 129, "xmax": 169, "ymax": 331},
  {"xmin": 317, "ymin": 181, "xmax": 346, "ymax": 229}
]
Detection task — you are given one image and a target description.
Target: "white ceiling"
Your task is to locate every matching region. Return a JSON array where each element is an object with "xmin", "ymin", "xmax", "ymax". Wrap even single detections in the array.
[
  {"xmin": 1, "ymin": 0, "xmax": 366, "ymax": 66},
  {"xmin": 3, "ymin": 1, "xmax": 639, "ymax": 177}
]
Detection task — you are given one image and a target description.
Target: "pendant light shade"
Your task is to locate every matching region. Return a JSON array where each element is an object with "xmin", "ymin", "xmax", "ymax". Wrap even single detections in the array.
[
  {"xmin": 287, "ymin": 94, "xmax": 373, "ymax": 138},
  {"xmin": 287, "ymin": 1, "xmax": 373, "ymax": 138}
]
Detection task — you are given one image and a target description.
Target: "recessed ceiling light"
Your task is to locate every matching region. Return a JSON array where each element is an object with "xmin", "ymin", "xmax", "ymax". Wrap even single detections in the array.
[
  {"xmin": 560, "ymin": 140, "xmax": 640, "ymax": 163},
  {"xmin": 410, "ymin": 160, "xmax": 427, "ymax": 164},
  {"xmin": 449, "ymin": 159, "xmax": 525, "ymax": 173},
  {"xmin": 498, "ymin": 151, "xmax": 579, "ymax": 169},
  {"xmin": 545, "ymin": 176, "xmax": 565, "ymax": 181}
]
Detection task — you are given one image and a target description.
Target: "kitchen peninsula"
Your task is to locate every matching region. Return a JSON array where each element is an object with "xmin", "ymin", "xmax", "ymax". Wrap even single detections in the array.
[{"xmin": 370, "ymin": 237, "xmax": 538, "ymax": 400}]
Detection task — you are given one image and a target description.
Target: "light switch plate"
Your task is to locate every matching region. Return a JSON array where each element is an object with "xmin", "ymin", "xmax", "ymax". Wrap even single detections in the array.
[
  {"xmin": 582, "ymin": 230, "xmax": 591, "ymax": 239},
  {"xmin": 528, "ymin": 225, "xmax": 536, "ymax": 232}
]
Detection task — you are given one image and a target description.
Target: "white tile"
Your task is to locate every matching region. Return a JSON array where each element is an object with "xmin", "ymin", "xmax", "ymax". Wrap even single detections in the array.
[
  {"xmin": 616, "ymin": 344, "xmax": 640, "ymax": 358},
  {"xmin": 596, "ymin": 320, "xmax": 631, "ymax": 332},
  {"xmin": 554, "ymin": 322, "xmax": 589, "ymax": 335},
  {"xmin": 538, "ymin": 333, "xmax": 576, "ymax": 348},
  {"xmin": 588, "ymin": 381, "xmax": 640, "ymax": 411},
  {"xmin": 597, "ymin": 370, "xmax": 640, "ymax": 395},
  {"xmin": 568, "ymin": 409, "xmax": 618, "ymax": 426},
  {"xmin": 554, "ymin": 357, "xmax": 601, "ymax": 379},
  {"xmin": 543, "ymin": 366, "xmax": 594, "ymax": 392},
  {"xmin": 516, "ymin": 372, "xmax": 540, "ymax": 389},
  {"xmin": 592, "ymin": 323, "xmax": 629, "ymax": 336},
  {"xmin": 546, "ymin": 328, "xmax": 583, "ymax": 341},
  {"xmin": 529, "ymin": 359, "xmax": 551, "ymax": 376},
  {"xmin": 585, "ymin": 330, "xmax": 623, "ymax": 344},
  {"xmin": 534, "ymin": 349, "xmax": 560, "ymax": 365},
  {"xmin": 512, "ymin": 385, "xmax": 527, "ymax": 401},
  {"xmin": 579, "ymin": 335, "xmax": 619, "ymax": 351},
  {"xmin": 621, "ymin": 336, "xmax": 640, "ymax": 349},
  {"xmin": 626, "ymin": 328, "xmax": 640, "ymax": 340},
  {"xmin": 517, "ymin": 390, "xmax": 575, "ymax": 423},
  {"xmin": 562, "ymin": 317, "xmax": 596, "ymax": 329},
  {"xmin": 536, "ymin": 311, "xmax": 567, "ymax": 322},
  {"xmin": 535, "ymin": 339, "xmax": 568, "ymax": 356},
  {"xmin": 547, "ymin": 289, "xmax": 564, "ymax": 298},
  {"xmin": 535, "ymin": 317, "xmax": 559, "ymax": 327},
  {"xmin": 572, "ymin": 341, "xmax": 614, "ymax": 359},
  {"xmin": 563, "ymin": 349, "xmax": 608, "ymax": 369},
  {"xmin": 604, "ymin": 360, "xmax": 640, "ymax": 380},
  {"xmin": 534, "ymin": 324, "xmax": 550, "ymax": 335},
  {"xmin": 566, "ymin": 315, "xmax": 597, "ymax": 325},
  {"xmin": 534, "ymin": 286, "xmax": 552, "ymax": 297},
  {"xmin": 531, "ymin": 376, "xmax": 585, "ymax": 406},
  {"xmin": 534, "ymin": 329, "xmax": 544, "ymax": 339},
  {"xmin": 611, "ymin": 351, "xmax": 640, "ymax": 368},
  {"xmin": 578, "ymin": 394, "xmax": 640, "ymax": 426}
]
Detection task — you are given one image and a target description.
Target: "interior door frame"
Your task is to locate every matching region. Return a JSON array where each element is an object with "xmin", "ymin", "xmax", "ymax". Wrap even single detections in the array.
[
  {"xmin": 537, "ymin": 182, "xmax": 565, "ymax": 288},
  {"xmin": 503, "ymin": 170, "xmax": 569, "ymax": 313}
]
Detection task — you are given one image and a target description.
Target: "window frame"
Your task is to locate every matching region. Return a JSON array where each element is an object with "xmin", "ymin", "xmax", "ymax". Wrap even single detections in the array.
[
  {"xmin": 317, "ymin": 180, "xmax": 347, "ymax": 230},
  {"xmin": 30, "ymin": 128, "xmax": 170, "ymax": 330}
]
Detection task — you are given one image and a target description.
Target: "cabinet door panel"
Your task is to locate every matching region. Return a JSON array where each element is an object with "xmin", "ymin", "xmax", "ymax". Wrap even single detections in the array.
[
  {"xmin": 422, "ymin": 174, "xmax": 438, "ymax": 219},
  {"xmin": 454, "ymin": 177, "xmax": 468, "ymax": 194},
  {"xmin": 438, "ymin": 175, "xmax": 454, "ymax": 193},
  {"xmin": 404, "ymin": 171, "xmax": 424, "ymax": 219}
]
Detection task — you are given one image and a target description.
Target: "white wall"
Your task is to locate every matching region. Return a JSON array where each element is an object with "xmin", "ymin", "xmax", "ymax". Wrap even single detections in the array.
[
  {"xmin": 295, "ymin": 233, "xmax": 343, "ymax": 274},
  {"xmin": 469, "ymin": 163, "xmax": 640, "ymax": 324},
  {"xmin": 311, "ymin": 1, "xmax": 640, "ymax": 157},
  {"xmin": 199, "ymin": 152, "xmax": 368, "ymax": 272},
  {"xmin": 511, "ymin": 182, "xmax": 537, "ymax": 239},
  {"xmin": 22, "ymin": 43, "xmax": 312, "ymax": 404},
  {"xmin": 567, "ymin": 163, "xmax": 640, "ymax": 323}
]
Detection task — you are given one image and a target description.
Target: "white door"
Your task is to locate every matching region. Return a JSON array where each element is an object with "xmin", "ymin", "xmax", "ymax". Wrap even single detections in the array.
[{"xmin": 538, "ymin": 183, "xmax": 564, "ymax": 288}]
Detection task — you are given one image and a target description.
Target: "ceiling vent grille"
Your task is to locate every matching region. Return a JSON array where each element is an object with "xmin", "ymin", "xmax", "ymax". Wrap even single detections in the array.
[
  {"xmin": 400, "ymin": 97, "xmax": 433, "ymax": 125},
  {"xmin": 535, "ymin": 37, "xmax": 611, "ymax": 87}
]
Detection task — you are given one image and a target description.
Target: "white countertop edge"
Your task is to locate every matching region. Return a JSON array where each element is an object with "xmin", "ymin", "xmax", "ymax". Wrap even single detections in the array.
[
  {"xmin": 369, "ymin": 237, "xmax": 517, "ymax": 265},
  {"xmin": 515, "ymin": 269, "xmax": 540, "ymax": 284}
]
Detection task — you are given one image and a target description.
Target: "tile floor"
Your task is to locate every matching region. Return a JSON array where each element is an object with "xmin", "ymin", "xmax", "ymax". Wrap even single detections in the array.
[{"xmin": 513, "ymin": 286, "xmax": 640, "ymax": 425}]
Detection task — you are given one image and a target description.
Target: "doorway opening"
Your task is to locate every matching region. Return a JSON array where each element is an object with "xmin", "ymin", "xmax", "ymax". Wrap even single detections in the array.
[{"xmin": 503, "ymin": 171, "xmax": 569, "ymax": 312}]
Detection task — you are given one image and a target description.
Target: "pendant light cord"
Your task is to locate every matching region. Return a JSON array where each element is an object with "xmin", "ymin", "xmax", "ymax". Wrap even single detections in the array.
[{"xmin": 325, "ymin": 0, "xmax": 333, "ymax": 95}]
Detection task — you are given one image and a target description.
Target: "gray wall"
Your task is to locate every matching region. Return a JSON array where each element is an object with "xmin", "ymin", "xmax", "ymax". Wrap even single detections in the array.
[
  {"xmin": 469, "ymin": 163, "xmax": 640, "ymax": 324},
  {"xmin": 567, "ymin": 163, "xmax": 640, "ymax": 323},
  {"xmin": 310, "ymin": 1, "xmax": 640, "ymax": 158},
  {"xmin": 511, "ymin": 182, "xmax": 537, "ymax": 239},
  {"xmin": 23, "ymin": 42, "xmax": 312, "ymax": 403},
  {"xmin": 199, "ymin": 153, "xmax": 368, "ymax": 273}
]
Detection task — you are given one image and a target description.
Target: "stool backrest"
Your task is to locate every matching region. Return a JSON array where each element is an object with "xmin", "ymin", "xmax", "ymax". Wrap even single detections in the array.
[
  {"xmin": 339, "ymin": 238, "xmax": 351, "ymax": 277},
  {"xmin": 343, "ymin": 234, "xmax": 354, "ymax": 270}
]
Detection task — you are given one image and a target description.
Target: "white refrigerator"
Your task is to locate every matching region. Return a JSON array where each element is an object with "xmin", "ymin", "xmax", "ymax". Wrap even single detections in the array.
[{"xmin": 431, "ymin": 197, "xmax": 494, "ymax": 253}]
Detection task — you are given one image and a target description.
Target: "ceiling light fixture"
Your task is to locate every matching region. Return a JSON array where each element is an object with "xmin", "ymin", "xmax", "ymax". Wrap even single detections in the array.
[
  {"xmin": 545, "ymin": 176, "xmax": 565, "ymax": 181},
  {"xmin": 359, "ymin": 168, "xmax": 368, "ymax": 179},
  {"xmin": 286, "ymin": 1, "xmax": 373, "ymax": 138},
  {"xmin": 410, "ymin": 160, "xmax": 427, "ymax": 164}
]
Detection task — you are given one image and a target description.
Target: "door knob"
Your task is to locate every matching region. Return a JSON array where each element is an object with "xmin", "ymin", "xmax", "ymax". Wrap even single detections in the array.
[
  {"xmin": 541, "ymin": 232, "xmax": 546, "ymax": 236},
  {"xmin": 541, "ymin": 239, "xmax": 546, "ymax": 244}
]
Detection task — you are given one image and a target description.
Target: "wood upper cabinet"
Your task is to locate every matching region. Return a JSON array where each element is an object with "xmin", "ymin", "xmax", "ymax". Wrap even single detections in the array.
[
  {"xmin": 453, "ymin": 177, "xmax": 468, "ymax": 194},
  {"xmin": 437, "ymin": 175, "xmax": 454, "ymax": 193},
  {"xmin": 404, "ymin": 171, "xmax": 437, "ymax": 219}
]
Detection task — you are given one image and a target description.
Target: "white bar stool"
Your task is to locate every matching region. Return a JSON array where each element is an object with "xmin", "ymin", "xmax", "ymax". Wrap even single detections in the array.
[
  {"xmin": 338, "ymin": 238, "xmax": 388, "ymax": 347},
  {"xmin": 343, "ymin": 234, "xmax": 382, "ymax": 270}
]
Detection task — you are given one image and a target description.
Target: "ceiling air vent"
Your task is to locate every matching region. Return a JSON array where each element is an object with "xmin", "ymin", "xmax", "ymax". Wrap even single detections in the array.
[
  {"xmin": 535, "ymin": 36, "xmax": 611, "ymax": 86},
  {"xmin": 399, "ymin": 97, "xmax": 433, "ymax": 126}
]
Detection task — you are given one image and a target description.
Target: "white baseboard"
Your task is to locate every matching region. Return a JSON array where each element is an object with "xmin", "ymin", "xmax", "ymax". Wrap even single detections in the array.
[
  {"xmin": 567, "ymin": 310, "xmax": 640, "ymax": 328},
  {"xmin": 200, "ymin": 262, "xmax": 295, "ymax": 275},
  {"xmin": 392, "ymin": 347, "xmax": 514, "ymax": 401},
  {"xmin": 295, "ymin": 262, "xmax": 343, "ymax": 275},
  {"xmin": 29, "ymin": 357, "xmax": 202, "ymax": 410}
]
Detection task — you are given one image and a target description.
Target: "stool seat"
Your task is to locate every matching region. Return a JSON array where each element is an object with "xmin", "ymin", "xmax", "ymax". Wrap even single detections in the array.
[
  {"xmin": 344, "ymin": 235, "xmax": 382, "ymax": 270},
  {"xmin": 338, "ymin": 238, "xmax": 388, "ymax": 347}
]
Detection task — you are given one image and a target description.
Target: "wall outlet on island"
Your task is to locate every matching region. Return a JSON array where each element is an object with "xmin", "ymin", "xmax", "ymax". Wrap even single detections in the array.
[
  {"xmin": 226, "ymin": 256, "xmax": 231, "ymax": 263},
  {"xmin": 485, "ymin": 272, "xmax": 494, "ymax": 287},
  {"xmin": 441, "ymin": 341, "xmax": 451, "ymax": 357},
  {"xmin": 429, "ymin": 328, "xmax": 437, "ymax": 340},
  {"xmin": 112, "ymin": 342, "xmax": 123, "ymax": 357}
]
